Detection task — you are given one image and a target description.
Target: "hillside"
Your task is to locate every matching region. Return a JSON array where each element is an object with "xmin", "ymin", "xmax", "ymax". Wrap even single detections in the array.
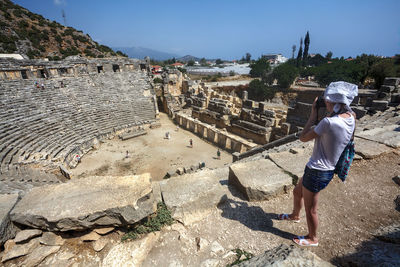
[
  {"xmin": 113, "ymin": 46, "xmax": 180, "ymax": 60},
  {"xmin": 0, "ymin": 0, "xmax": 126, "ymax": 59}
]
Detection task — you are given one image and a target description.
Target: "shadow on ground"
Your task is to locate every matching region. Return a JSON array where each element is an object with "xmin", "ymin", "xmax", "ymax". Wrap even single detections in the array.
[
  {"xmin": 332, "ymin": 234, "xmax": 400, "ymax": 266},
  {"xmin": 218, "ymin": 191, "xmax": 295, "ymax": 241}
]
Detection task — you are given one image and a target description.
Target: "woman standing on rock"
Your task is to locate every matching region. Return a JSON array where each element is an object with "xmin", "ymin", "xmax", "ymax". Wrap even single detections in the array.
[{"xmin": 278, "ymin": 81, "xmax": 358, "ymax": 247}]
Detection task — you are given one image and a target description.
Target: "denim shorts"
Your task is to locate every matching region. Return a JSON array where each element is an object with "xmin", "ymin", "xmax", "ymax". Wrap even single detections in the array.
[{"xmin": 302, "ymin": 166, "xmax": 334, "ymax": 193}]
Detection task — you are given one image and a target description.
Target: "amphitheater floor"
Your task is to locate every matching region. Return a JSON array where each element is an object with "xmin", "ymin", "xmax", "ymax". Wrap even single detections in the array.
[{"xmin": 71, "ymin": 113, "xmax": 232, "ymax": 181}]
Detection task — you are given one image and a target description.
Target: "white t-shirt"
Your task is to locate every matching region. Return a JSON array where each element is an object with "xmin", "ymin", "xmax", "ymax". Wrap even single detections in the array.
[{"xmin": 307, "ymin": 114, "xmax": 355, "ymax": 171}]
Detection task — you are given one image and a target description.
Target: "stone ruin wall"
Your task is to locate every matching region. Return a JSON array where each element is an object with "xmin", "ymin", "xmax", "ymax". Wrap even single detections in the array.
[{"xmin": 0, "ymin": 56, "xmax": 147, "ymax": 80}]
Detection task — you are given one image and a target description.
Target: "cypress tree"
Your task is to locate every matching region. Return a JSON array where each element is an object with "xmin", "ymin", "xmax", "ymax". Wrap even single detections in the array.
[
  {"xmin": 296, "ymin": 37, "xmax": 303, "ymax": 67},
  {"xmin": 303, "ymin": 31, "xmax": 310, "ymax": 66}
]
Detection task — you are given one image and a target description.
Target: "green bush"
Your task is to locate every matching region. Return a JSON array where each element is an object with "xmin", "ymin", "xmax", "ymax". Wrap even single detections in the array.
[
  {"xmin": 227, "ymin": 249, "xmax": 253, "ymax": 266},
  {"xmin": 121, "ymin": 202, "xmax": 174, "ymax": 242},
  {"xmin": 153, "ymin": 77, "xmax": 163, "ymax": 83},
  {"xmin": 248, "ymin": 79, "xmax": 277, "ymax": 101},
  {"xmin": 54, "ymin": 35, "xmax": 62, "ymax": 43},
  {"xmin": 18, "ymin": 20, "xmax": 29, "ymax": 29}
]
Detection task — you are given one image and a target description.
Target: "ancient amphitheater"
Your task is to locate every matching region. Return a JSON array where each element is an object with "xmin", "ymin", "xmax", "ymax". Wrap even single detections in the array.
[{"xmin": 0, "ymin": 56, "xmax": 399, "ymax": 266}]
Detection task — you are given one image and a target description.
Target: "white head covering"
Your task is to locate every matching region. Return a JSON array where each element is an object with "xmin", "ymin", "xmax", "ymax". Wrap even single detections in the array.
[{"xmin": 324, "ymin": 81, "xmax": 358, "ymax": 113}]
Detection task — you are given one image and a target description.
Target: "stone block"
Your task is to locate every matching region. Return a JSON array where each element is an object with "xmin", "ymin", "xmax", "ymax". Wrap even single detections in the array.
[
  {"xmin": 160, "ymin": 168, "xmax": 229, "ymax": 225},
  {"xmin": 383, "ymin": 77, "xmax": 400, "ymax": 87},
  {"xmin": 268, "ymin": 145, "xmax": 313, "ymax": 180},
  {"xmin": 391, "ymin": 93, "xmax": 400, "ymax": 103},
  {"xmin": 10, "ymin": 174, "xmax": 156, "ymax": 231},
  {"xmin": 351, "ymin": 107, "xmax": 367, "ymax": 119},
  {"xmin": 371, "ymin": 100, "xmax": 388, "ymax": 111},
  {"xmin": 0, "ymin": 194, "xmax": 19, "ymax": 246},
  {"xmin": 354, "ymin": 137, "xmax": 392, "ymax": 159},
  {"xmin": 356, "ymin": 124, "xmax": 400, "ymax": 148},
  {"xmin": 229, "ymin": 159, "xmax": 292, "ymax": 201},
  {"xmin": 380, "ymin": 85, "xmax": 394, "ymax": 93},
  {"xmin": 235, "ymin": 244, "xmax": 333, "ymax": 267},
  {"xmin": 14, "ymin": 229, "xmax": 42, "ymax": 244}
]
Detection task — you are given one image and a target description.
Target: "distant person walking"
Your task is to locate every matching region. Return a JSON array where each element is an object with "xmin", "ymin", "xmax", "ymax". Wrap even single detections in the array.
[
  {"xmin": 217, "ymin": 149, "xmax": 221, "ymax": 160},
  {"xmin": 278, "ymin": 81, "xmax": 357, "ymax": 247},
  {"xmin": 189, "ymin": 139, "xmax": 193, "ymax": 148},
  {"xmin": 125, "ymin": 150, "xmax": 129, "ymax": 158}
]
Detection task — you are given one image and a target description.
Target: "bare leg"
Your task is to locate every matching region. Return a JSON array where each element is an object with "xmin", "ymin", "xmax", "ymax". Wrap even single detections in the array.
[
  {"xmin": 302, "ymin": 185, "xmax": 319, "ymax": 243},
  {"xmin": 289, "ymin": 177, "xmax": 303, "ymax": 220}
]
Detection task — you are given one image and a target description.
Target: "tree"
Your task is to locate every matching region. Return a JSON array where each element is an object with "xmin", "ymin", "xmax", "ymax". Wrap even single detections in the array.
[
  {"xmin": 200, "ymin": 57, "xmax": 207, "ymax": 66},
  {"xmin": 215, "ymin": 58, "xmax": 223, "ymax": 65},
  {"xmin": 249, "ymin": 57, "xmax": 271, "ymax": 78},
  {"xmin": 271, "ymin": 62, "xmax": 299, "ymax": 89},
  {"xmin": 296, "ymin": 37, "xmax": 303, "ymax": 67},
  {"xmin": 370, "ymin": 59, "xmax": 396, "ymax": 88},
  {"xmin": 245, "ymin": 52, "xmax": 251, "ymax": 62},
  {"xmin": 325, "ymin": 51, "xmax": 333, "ymax": 60},
  {"xmin": 302, "ymin": 31, "xmax": 310, "ymax": 66},
  {"xmin": 314, "ymin": 60, "xmax": 365, "ymax": 86},
  {"xmin": 248, "ymin": 80, "xmax": 277, "ymax": 101},
  {"xmin": 292, "ymin": 45, "xmax": 296, "ymax": 59},
  {"xmin": 307, "ymin": 54, "xmax": 326, "ymax": 67},
  {"xmin": 187, "ymin": 60, "xmax": 195, "ymax": 66}
]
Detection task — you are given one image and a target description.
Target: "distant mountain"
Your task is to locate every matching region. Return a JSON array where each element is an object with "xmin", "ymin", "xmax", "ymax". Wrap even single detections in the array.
[
  {"xmin": 177, "ymin": 55, "xmax": 202, "ymax": 62},
  {"xmin": 113, "ymin": 46, "xmax": 181, "ymax": 61}
]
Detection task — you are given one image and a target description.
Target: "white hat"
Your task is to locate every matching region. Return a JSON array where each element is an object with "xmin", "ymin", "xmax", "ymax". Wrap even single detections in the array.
[{"xmin": 324, "ymin": 81, "xmax": 358, "ymax": 107}]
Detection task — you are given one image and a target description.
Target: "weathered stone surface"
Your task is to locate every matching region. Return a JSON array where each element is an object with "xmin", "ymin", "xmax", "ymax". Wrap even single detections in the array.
[
  {"xmin": 373, "ymin": 223, "xmax": 400, "ymax": 244},
  {"xmin": 40, "ymin": 232, "xmax": 65, "ymax": 246},
  {"xmin": 1, "ymin": 238, "xmax": 40, "ymax": 263},
  {"xmin": 235, "ymin": 244, "xmax": 333, "ymax": 267},
  {"xmin": 268, "ymin": 145, "xmax": 313, "ymax": 180},
  {"xmin": 101, "ymin": 232, "xmax": 159, "ymax": 267},
  {"xmin": 21, "ymin": 244, "xmax": 60, "ymax": 267},
  {"xmin": 14, "ymin": 229, "xmax": 43, "ymax": 244},
  {"xmin": 93, "ymin": 238, "xmax": 108, "ymax": 252},
  {"xmin": 160, "ymin": 168, "xmax": 229, "ymax": 225},
  {"xmin": 80, "ymin": 231, "xmax": 101, "ymax": 242},
  {"xmin": 94, "ymin": 227, "xmax": 115, "ymax": 235},
  {"xmin": 229, "ymin": 159, "xmax": 292, "ymax": 201},
  {"xmin": 356, "ymin": 124, "xmax": 400, "ymax": 148},
  {"xmin": 0, "ymin": 193, "xmax": 19, "ymax": 246},
  {"xmin": 10, "ymin": 174, "xmax": 156, "ymax": 231},
  {"xmin": 354, "ymin": 137, "xmax": 393, "ymax": 159},
  {"xmin": 151, "ymin": 181, "xmax": 162, "ymax": 203}
]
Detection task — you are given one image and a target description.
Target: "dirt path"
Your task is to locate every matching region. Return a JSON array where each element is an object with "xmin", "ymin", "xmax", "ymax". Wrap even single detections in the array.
[
  {"xmin": 147, "ymin": 150, "xmax": 400, "ymax": 266},
  {"xmin": 71, "ymin": 113, "xmax": 232, "ymax": 181}
]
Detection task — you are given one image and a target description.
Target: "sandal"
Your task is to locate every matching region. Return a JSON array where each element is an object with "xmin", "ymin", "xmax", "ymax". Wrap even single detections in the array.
[
  {"xmin": 293, "ymin": 236, "xmax": 319, "ymax": 247},
  {"xmin": 278, "ymin": 213, "xmax": 300, "ymax": 223}
]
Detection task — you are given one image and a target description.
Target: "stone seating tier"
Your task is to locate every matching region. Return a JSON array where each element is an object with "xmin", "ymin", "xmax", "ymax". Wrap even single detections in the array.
[{"xmin": 0, "ymin": 71, "xmax": 157, "ymax": 172}]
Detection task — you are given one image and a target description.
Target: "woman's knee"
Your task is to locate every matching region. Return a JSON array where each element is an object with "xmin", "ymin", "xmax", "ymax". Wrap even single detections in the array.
[{"xmin": 293, "ymin": 181, "xmax": 303, "ymax": 198}]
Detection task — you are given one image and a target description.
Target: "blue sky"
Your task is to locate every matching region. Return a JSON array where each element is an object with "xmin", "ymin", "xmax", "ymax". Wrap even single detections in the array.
[{"xmin": 13, "ymin": 0, "xmax": 400, "ymax": 60}]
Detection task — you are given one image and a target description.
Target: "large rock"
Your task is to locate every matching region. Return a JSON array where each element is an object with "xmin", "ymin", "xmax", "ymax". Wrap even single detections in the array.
[
  {"xmin": 356, "ymin": 124, "xmax": 400, "ymax": 148},
  {"xmin": 21, "ymin": 244, "xmax": 60, "ymax": 267},
  {"xmin": 160, "ymin": 168, "xmax": 229, "ymax": 225},
  {"xmin": 229, "ymin": 159, "xmax": 293, "ymax": 201},
  {"xmin": 235, "ymin": 244, "xmax": 333, "ymax": 267},
  {"xmin": 14, "ymin": 229, "xmax": 42, "ymax": 244},
  {"xmin": 354, "ymin": 137, "xmax": 393, "ymax": 159},
  {"xmin": 101, "ymin": 232, "xmax": 159, "ymax": 267},
  {"xmin": 268, "ymin": 145, "xmax": 313, "ymax": 180},
  {"xmin": 10, "ymin": 174, "xmax": 156, "ymax": 231},
  {"xmin": 0, "ymin": 193, "xmax": 19, "ymax": 246},
  {"xmin": 1, "ymin": 238, "xmax": 40, "ymax": 263}
]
